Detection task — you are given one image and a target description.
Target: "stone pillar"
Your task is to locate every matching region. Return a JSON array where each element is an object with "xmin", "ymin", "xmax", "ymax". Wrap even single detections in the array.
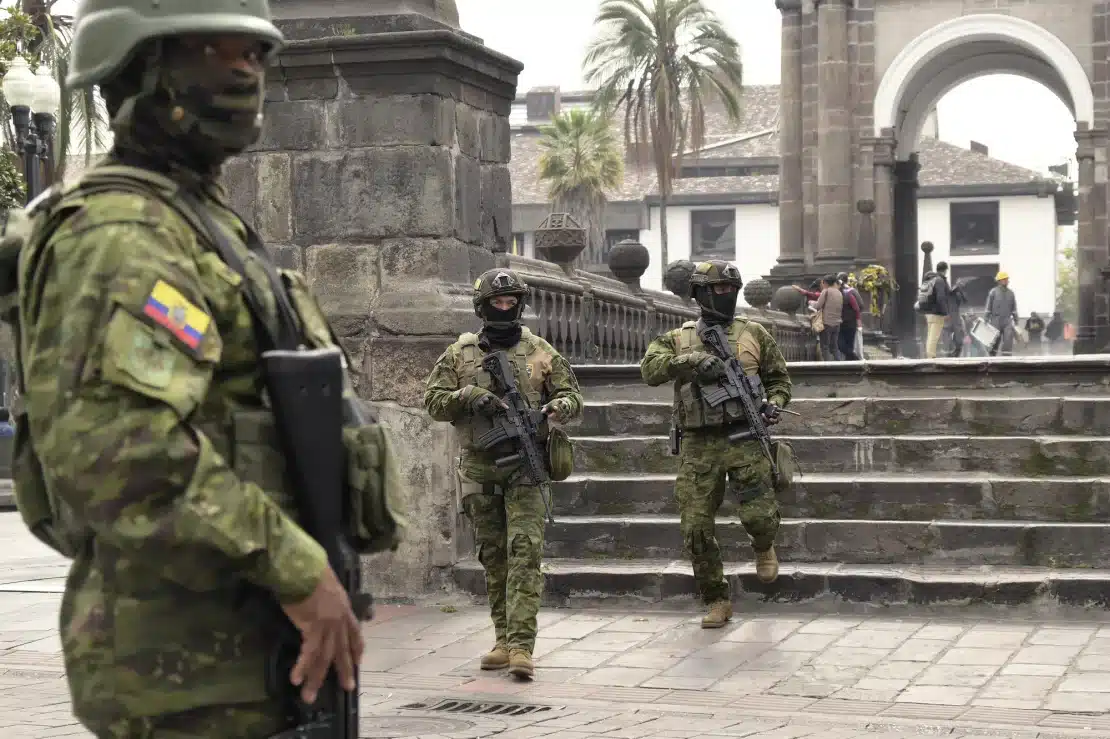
[
  {"xmin": 869, "ymin": 132, "xmax": 896, "ymax": 271},
  {"xmin": 1074, "ymin": 126, "xmax": 1109, "ymax": 354},
  {"xmin": 771, "ymin": 0, "xmax": 804, "ymax": 277},
  {"xmin": 814, "ymin": 0, "xmax": 853, "ymax": 268},
  {"xmin": 892, "ymin": 155, "xmax": 920, "ymax": 358},
  {"xmin": 228, "ymin": 0, "xmax": 522, "ymax": 597}
]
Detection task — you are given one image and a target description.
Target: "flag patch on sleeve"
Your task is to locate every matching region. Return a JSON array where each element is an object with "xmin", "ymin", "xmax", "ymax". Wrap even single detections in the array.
[{"xmin": 142, "ymin": 280, "xmax": 211, "ymax": 350}]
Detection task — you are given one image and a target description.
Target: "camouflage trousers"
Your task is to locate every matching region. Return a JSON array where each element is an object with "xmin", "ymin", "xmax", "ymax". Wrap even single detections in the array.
[
  {"xmin": 91, "ymin": 700, "xmax": 290, "ymax": 738},
  {"xmin": 676, "ymin": 429, "xmax": 781, "ymax": 604},
  {"xmin": 459, "ymin": 455, "xmax": 547, "ymax": 653}
]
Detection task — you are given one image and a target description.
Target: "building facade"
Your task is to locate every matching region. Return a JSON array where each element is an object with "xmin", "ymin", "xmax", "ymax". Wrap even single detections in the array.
[{"xmin": 509, "ymin": 86, "xmax": 1073, "ymax": 315}]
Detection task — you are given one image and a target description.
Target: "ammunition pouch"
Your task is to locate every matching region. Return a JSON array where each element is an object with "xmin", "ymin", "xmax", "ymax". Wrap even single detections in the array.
[
  {"xmin": 545, "ymin": 426, "xmax": 574, "ymax": 482},
  {"xmin": 343, "ymin": 422, "xmax": 405, "ymax": 554},
  {"xmin": 770, "ymin": 439, "xmax": 797, "ymax": 493}
]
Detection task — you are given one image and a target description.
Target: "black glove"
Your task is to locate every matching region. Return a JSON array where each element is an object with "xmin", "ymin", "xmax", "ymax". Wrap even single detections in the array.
[
  {"xmin": 694, "ymin": 355, "xmax": 726, "ymax": 383},
  {"xmin": 462, "ymin": 387, "xmax": 504, "ymax": 417},
  {"xmin": 761, "ymin": 401, "xmax": 782, "ymax": 425}
]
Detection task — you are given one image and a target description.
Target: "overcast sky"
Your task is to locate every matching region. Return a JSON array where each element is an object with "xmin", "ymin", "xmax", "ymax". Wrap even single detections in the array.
[{"xmin": 45, "ymin": 0, "xmax": 1077, "ymax": 174}]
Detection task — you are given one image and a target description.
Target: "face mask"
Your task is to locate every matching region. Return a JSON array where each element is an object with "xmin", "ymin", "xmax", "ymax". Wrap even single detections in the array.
[
  {"xmin": 163, "ymin": 56, "xmax": 265, "ymax": 161},
  {"xmin": 479, "ymin": 298, "xmax": 524, "ymax": 347},
  {"xmin": 695, "ymin": 286, "xmax": 738, "ymax": 324}
]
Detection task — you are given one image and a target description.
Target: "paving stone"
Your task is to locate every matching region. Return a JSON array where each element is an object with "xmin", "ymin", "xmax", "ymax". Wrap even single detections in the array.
[
  {"xmin": 915, "ymin": 664, "xmax": 1000, "ymax": 687},
  {"xmin": 1029, "ymin": 628, "xmax": 1096, "ymax": 646},
  {"xmin": 1058, "ymin": 672, "xmax": 1110, "ymax": 693},
  {"xmin": 1012, "ymin": 645, "xmax": 1083, "ymax": 665},
  {"xmin": 937, "ymin": 648, "xmax": 1013, "ymax": 666},
  {"xmin": 867, "ymin": 662, "xmax": 928, "ymax": 681},
  {"xmin": 896, "ymin": 685, "xmax": 978, "ymax": 705},
  {"xmin": 887, "ymin": 639, "xmax": 950, "ymax": 662}
]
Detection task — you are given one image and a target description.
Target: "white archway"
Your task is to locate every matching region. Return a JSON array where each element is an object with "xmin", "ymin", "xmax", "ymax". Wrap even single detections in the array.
[{"xmin": 873, "ymin": 13, "xmax": 1094, "ymax": 157}]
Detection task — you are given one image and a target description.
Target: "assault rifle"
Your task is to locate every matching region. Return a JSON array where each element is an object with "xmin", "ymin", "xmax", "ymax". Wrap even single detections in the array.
[
  {"xmin": 697, "ymin": 323, "xmax": 790, "ymax": 477},
  {"xmin": 263, "ymin": 346, "xmax": 372, "ymax": 739},
  {"xmin": 474, "ymin": 348, "xmax": 555, "ymax": 524}
]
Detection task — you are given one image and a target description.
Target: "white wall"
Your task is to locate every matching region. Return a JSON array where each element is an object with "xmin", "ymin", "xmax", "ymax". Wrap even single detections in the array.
[
  {"xmin": 916, "ymin": 194, "xmax": 1057, "ymax": 315},
  {"xmin": 639, "ymin": 202, "xmax": 780, "ymax": 305}
]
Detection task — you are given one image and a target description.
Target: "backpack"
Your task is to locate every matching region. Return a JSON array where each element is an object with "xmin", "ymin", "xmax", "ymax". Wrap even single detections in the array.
[{"xmin": 915, "ymin": 276, "xmax": 937, "ymax": 312}]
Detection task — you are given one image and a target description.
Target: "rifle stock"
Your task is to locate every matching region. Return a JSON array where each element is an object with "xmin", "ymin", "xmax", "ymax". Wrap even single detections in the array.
[{"xmin": 261, "ymin": 346, "xmax": 368, "ymax": 739}]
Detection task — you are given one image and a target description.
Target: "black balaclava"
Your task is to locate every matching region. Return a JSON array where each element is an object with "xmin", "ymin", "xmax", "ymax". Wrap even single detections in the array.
[
  {"xmin": 479, "ymin": 295, "xmax": 525, "ymax": 348},
  {"xmin": 694, "ymin": 284, "xmax": 739, "ymax": 325},
  {"xmin": 103, "ymin": 38, "xmax": 267, "ymax": 187}
]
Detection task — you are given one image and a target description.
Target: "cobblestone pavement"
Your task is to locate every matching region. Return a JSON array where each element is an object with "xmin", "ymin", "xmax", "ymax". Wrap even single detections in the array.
[{"xmin": 2, "ymin": 514, "xmax": 1110, "ymax": 738}]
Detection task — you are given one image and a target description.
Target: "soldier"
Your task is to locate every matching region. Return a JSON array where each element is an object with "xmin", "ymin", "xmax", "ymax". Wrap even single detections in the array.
[
  {"xmin": 424, "ymin": 269, "xmax": 582, "ymax": 679},
  {"xmin": 641, "ymin": 260, "xmax": 793, "ymax": 628},
  {"xmin": 7, "ymin": 1, "xmax": 367, "ymax": 736}
]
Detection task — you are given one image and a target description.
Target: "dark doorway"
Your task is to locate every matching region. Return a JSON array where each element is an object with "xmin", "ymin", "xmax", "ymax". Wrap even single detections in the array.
[{"xmin": 950, "ymin": 263, "xmax": 999, "ymax": 310}]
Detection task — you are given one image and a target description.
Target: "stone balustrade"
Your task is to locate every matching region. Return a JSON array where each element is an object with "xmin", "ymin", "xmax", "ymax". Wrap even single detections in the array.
[{"xmin": 504, "ymin": 213, "xmax": 818, "ymax": 363}]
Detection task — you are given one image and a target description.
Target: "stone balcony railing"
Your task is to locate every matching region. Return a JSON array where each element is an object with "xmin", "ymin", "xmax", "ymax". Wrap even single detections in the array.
[{"xmin": 499, "ymin": 214, "xmax": 818, "ymax": 363}]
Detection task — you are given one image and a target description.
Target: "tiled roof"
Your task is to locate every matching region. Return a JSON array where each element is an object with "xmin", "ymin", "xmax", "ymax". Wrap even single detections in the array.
[{"xmin": 510, "ymin": 85, "xmax": 1053, "ymax": 205}]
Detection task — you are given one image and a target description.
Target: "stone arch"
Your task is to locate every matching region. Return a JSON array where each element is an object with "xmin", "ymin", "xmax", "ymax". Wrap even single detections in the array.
[{"xmin": 873, "ymin": 13, "xmax": 1094, "ymax": 158}]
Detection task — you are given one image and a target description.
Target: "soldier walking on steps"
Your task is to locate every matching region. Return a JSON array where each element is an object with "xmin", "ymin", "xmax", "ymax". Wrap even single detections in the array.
[
  {"xmin": 0, "ymin": 1, "xmax": 393, "ymax": 736},
  {"xmin": 640, "ymin": 261, "xmax": 793, "ymax": 629},
  {"xmin": 424, "ymin": 269, "xmax": 582, "ymax": 679}
]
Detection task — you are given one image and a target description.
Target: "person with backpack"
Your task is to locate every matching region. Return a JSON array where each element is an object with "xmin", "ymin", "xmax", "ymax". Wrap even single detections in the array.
[{"xmin": 916, "ymin": 261, "xmax": 951, "ymax": 358}]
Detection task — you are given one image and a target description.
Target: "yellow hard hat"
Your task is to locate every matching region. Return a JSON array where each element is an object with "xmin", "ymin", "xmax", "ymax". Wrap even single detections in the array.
[{"xmin": 996, "ymin": 271, "xmax": 1009, "ymax": 281}]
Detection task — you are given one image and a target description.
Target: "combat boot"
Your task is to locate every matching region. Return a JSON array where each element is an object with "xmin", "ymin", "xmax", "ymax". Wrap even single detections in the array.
[
  {"xmin": 756, "ymin": 546, "xmax": 779, "ymax": 583},
  {"xmin": 508, "ymin": 648, "xmax": 534, "ymax": 679},
  {"xmin": 700, "ymin": 600, "xmax": 733, "ymax": 629},
  {"xmin": 480, "ymin": 642, "xmax": 509, "ymax": 670}
]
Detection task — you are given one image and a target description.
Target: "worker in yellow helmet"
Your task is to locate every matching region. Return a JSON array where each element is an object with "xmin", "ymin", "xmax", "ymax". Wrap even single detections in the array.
[{"xmin": 985, "ymin": 271, "xmax": 1017, "ymax": 355}]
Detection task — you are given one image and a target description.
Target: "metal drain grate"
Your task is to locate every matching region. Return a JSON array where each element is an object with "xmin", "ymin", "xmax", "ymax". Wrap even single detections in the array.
[{"xmin": 402, "ymin": 698, "xmax": 555, "ymax": 717}]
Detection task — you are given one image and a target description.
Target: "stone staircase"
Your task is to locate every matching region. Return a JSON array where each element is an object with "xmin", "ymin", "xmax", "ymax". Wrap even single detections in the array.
[{"xmin": 453, "ymin": 356, "xmax": 1110, "ymax": 608}]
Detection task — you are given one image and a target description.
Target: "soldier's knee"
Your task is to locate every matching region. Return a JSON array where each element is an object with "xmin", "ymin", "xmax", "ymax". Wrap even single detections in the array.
[
  {"xmin": 478, "ymin": 541, "xmax": 507, "ymax": 570},
  {"xmin": 741, "ymin": 504, "xmax": 781, "ymax": 536},
  {"xmin": 510, "ymin": 533, "xmax": 542, "ymax": 565}
]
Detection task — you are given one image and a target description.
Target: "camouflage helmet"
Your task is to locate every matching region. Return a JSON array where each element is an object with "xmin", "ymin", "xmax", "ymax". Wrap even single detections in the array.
[
  {"xmin": 689, "ymin": 260, "xmax": 742, "ymax": 322},
  {"xmin": 66, "ymin": 0, "xmax": 285, "ymax": 89},
  {"xmin": 472, "ymin": 268, "xmax": 529, "ymax": 318},
  {"xmin": 688, "ymin": 260, "xmax": 743, "ymax": 296}
]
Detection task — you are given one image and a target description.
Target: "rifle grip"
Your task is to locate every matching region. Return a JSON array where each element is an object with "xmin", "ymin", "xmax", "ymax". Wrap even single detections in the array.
[{"xmin": 496, "ymin": 453, "xmax": 522, "ymax": 468}]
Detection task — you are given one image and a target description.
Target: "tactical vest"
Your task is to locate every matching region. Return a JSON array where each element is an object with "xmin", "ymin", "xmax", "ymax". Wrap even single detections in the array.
[
  {"xmin": 673, "ymin": 318, "xmax": 760, "ymax": 430},
  {"xmin": 453, "ymin": 327, "xmax": 549, "ymax": 451}
]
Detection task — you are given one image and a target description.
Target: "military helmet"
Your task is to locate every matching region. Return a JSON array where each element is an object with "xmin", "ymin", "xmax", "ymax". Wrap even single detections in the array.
[
  {"xmin": 472, "ymin": 268, "xmax": 529, "ymax": 318},
  {"xmin": 67, "ymin": 0, "xmax": 285, "ymax": 89},
  {"xmin": 688, "ymin": 260, "xmax": 743, "ymax": 295}
]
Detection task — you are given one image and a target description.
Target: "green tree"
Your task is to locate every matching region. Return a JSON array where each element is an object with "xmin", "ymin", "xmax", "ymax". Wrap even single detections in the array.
[
  {"xmin": 538, "ymin": 108, "xmax": 624, "ymax": 267},
  {"xmin": 583, "ymin": 0, "xmax": 744, "ymax": 268},
  {"xmin": 1056, "ymin": 239, "xmax": 1077, "ymax": 323}
]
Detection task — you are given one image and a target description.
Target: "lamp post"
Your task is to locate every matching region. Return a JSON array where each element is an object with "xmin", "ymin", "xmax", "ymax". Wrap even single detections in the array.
[{"xmin": 2, "ymin": 56, "xmax": 61, "ymax": 203}]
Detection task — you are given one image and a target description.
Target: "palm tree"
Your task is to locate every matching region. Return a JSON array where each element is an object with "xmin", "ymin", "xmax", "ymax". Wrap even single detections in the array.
[
  {"xmin": 537, "ymin": 108, "xmax": 624, "ymax": 268},
  {"xmin": 583, "ymin": 0, "xmax": 744, "ymax": 268}
]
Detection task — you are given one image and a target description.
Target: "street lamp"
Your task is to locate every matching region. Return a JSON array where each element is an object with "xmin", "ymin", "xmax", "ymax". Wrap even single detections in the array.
[{"xmin": 2, "ymin": 56, "xmax": 60, "ymax": 203}]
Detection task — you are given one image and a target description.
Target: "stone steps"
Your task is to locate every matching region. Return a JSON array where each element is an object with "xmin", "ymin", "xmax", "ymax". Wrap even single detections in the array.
[
  {"xmin": 452, "ymin": 558, "xmax": 1110, "ymax": 609},
  {"xmin": 541, "ymin": 514, "xmax": 1110, "ymax": 567},
  {"xmin": 573, "ymin": 435, "xmax": 1110, "ymax": 476},
  {"xmin": 552, "ymin": 473, "xmax": 1110, "ymax": 522},
  {"xmin": 575, "ymin": 397, "xmax": 1110, "ymax": 436}
]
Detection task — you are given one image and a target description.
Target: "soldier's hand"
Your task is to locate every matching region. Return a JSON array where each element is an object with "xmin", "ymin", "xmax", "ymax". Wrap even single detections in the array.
[
  {"xmin": 694, "ymin": 355, "xmax": 726, "ymax": 382},
  {"xmin": 282, "ymin": 566, "xmax": 364, "ymax": 704},
  {"xmin": 761, "ymin": 402, "xmax": 783, "ymax": 425},
  {"xmin": 543, "ymin": 398, "xmax": 573, "ymax": 423},
  {"xmin": 461, "ymin": 386, "xmax": 506, "ymax": 417}
]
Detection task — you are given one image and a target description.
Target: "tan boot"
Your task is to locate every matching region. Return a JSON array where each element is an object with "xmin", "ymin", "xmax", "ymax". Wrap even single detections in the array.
[
  {"xmin": 756, "ymin": 546, "xmax": 779, "ymax": 583},
  {"xmin": 700, "ymin": 600, "xmax": 733, "ymax": 629},
  {"xmin": 480, "ymin": 642, "xmax": 509, "ymax": 670},
  {"xmin": 508, "ymin": 648, "xmax": 534, "ymax": 679}
]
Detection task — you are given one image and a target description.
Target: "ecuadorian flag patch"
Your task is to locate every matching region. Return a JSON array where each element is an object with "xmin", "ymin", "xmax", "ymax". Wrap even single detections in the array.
[{"xmin": 143, "ymin": 280, "xmax": 211, "ymax": 350}]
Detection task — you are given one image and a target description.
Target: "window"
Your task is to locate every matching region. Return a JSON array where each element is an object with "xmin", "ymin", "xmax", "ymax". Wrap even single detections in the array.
[
  {"xmin": 950, "ymin": 201, "xmax": 1000, "ymax": 256},
  {"xmin": 690, "ymin": 209, "xmax": 736, "ymax": 258},
  {"xmin": 604, "ymin": 229, "xmax": 639, "ymax": 259},
  {"xmin": 511, "ymin": 232, "xmax": 526, "ymax": 256}
]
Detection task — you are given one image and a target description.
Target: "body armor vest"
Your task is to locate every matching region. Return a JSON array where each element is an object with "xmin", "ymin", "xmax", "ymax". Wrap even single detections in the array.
[{"xmin": 674, "ymin": 318, "xmax": 760, "ymax": 430}]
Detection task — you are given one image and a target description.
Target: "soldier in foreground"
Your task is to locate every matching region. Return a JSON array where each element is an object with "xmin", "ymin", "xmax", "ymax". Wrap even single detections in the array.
[
  {"xmin": 424, "ymin": 269, "xmax": 582, "ymax": 679},
  {"xmin": 0, "ymin": 1, "xmax": 389, "ymax": 736},
  {"xmin": 641, "ymin": 261, "xmax": 793, "ymax": 628}
]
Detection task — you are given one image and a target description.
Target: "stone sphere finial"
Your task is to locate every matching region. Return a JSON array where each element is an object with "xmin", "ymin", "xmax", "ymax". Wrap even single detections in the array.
[
  {"xmin": 743, "ymin": 278, "xmax": 773, "ymax": 309},
  {"xmin": 921, "ymin": 240, "xmax": 934, "ymax": 254},
  {"xmin": 662, "ymin": 259, "xmax": 696, "ymax": 302},
  {"xmin": 771, "ymin": 285, "xmax": 803, "ymax": 314},
  {"xmin": 607, "ymin": 238, "xmax": 650, "ymax": 293},
  {"xmin": 534, "ymin": 212, "xmax": 586, "ymax": 274}
]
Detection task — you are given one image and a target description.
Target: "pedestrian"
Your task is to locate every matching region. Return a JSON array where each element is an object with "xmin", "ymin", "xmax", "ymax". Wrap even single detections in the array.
[
  {"xmin": 1045, "ymin": 311, "xmax": 1065, "ymax": 353},
  {"xmin": 1025, "ymin": 312, "xmax": 1045, "ymax": 353},
  {"xmin": 4, "ymin": 2, "xmax": 380, "ymax": 735},
  {"xmin": 792, "ymin": 277, "xmax": 842, "ymax": 360},
  {"xmin": 641, "ymin": 260, "xmax": 794, "ymax": 628},
  {"xmin": 836, "ymin": 272, "xmax": 863, "ymax": 361},
  {"xmin": 424, "ymin": 268, "xmax": 582, "ymax": 680},
  {"xmin": 917, "ymin": 261, "xmax": 951, "ymax": 358},
  {"xmin": 985, "ymin": 271, "xmax": 1018, "ymax": 355},
  {"xmin": 0, "ymin": 409, "xmax": 13, "ymax": 437}
]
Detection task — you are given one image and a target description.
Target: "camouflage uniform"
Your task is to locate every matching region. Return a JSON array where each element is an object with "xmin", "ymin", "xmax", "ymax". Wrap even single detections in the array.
[
  {"xmin": 6, "ymin": 2, "xmax": 337, "ymax": 735},
  {"xmin": 424, "ymin": 269, "xmax": 582, "ymax": 677},
  {"xmin": 641, "ymin": 261, "xmax": 792, "ymax": 628}
]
